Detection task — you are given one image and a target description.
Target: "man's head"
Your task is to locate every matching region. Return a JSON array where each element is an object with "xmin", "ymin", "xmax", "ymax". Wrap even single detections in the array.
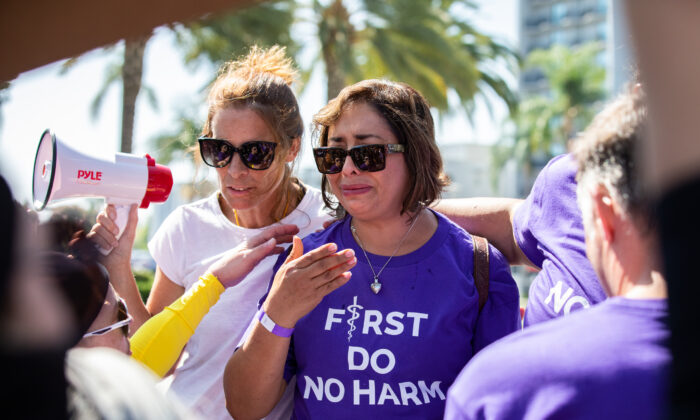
[{"xmin": 574, "ymin": 85, "xmax": 660, "ymax": 297}]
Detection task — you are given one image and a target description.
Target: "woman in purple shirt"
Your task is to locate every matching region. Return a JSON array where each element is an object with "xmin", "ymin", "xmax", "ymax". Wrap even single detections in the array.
[{"xmin": 224, "ymin": 79, "xmax": 520, "ymax": 420}]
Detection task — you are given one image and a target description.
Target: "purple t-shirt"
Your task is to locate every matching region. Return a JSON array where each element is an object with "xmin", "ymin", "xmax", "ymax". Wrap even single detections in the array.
[
  {"xmin": 444, "ymin": 297, "xmax": 670, "ymax": 420},
  {"xmin": 264, "ymin": 211, "xmax": 520, "ymax": 420},
  {"xmin": 513, "ymin": 154, "xmax": 606, "ymax": 326}
]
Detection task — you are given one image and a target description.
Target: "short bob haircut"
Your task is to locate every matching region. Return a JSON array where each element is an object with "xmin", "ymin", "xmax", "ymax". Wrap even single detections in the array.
[{"xmin": 313, "ymin": 79, "xmax": 449, "ymax": 219}]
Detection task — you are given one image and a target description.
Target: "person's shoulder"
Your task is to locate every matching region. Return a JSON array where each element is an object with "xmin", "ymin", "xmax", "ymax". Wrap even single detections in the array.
[
  {"xmin": 433, "ymin": 210, "xmax": 470, "ymax": 240},
  {"xmin": 302, "ymin": 216, "xmax": 346, "ymax": 247},
  {"xmin": 538, "ymin": 153, "xmax": 577, "ymax": 184}
]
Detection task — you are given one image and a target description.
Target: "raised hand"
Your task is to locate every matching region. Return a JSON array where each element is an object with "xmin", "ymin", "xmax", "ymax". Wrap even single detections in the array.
[
  {"xmin": 263, "ymin": 241, "xmax": 356, "ymax": 329},
  {"xmin": 207, "ymin": 224, "xmax": 300, "ymax": 288},
  {"xmin": 87, "ymin": 203, "xmax": 138, "ymax": 270}
]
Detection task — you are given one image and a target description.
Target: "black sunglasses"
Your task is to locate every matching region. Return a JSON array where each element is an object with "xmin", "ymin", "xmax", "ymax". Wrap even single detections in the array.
[
  {"xmin": 199, "ymin": 137, "xmax": 277, "ymax": 170},
  {"xmin": 313, "ymin": 144, "xmax": 405, "ymax": 174}
]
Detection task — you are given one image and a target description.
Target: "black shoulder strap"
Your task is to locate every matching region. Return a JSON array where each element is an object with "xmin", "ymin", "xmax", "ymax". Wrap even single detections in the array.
[{"xmin": 472, "ymin": 234, "xmax": 490, "ymax": 314}]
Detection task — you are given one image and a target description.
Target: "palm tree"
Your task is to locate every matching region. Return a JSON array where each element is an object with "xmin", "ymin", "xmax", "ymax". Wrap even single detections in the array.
[
  {"xmin": 61, "ymin": 35, "xmax": 157, "ymax": 154},
  {"xmin": 172, "ymin": 1, "xmax": 298, "ymax": 77},
  {"xmin": 312, "ymin": 0, "xmax": 518, "ymax": 113},
  {"xmin": 175, "ymin": 0, "xmax": 517, "ymax": 117},
  {"xmin": 507, "ymin": 43, "xmax": 606, "ymax": 179}
]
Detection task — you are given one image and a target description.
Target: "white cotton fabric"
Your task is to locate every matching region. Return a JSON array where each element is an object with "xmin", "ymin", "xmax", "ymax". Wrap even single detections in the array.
[{"xmin": 148, "ymin": 187, "xmax": 331, "ymax": 420}]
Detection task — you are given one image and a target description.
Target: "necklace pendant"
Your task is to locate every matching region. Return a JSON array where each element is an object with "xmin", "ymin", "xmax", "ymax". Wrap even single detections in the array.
[{"xmin": 370, "ymin": 278, "xmax": 382, "ymax": 294}]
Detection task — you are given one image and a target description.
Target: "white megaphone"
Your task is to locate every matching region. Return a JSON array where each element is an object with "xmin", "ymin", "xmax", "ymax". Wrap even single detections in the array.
[{"xmin": 33, "ymin": 129, "xmax": 173, "ymax": 254}]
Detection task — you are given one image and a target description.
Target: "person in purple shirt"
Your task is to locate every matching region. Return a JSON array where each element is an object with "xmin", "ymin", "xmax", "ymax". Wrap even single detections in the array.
[
  {"xmin": 435, "ymin": 153, "xmax": 605, "ymax": 327},
  {"xmin": 224, "ymin": 79, "xmax": 520, "ymax": 420},
  {"xmin": 444, "ymin": 86, "xmax": 670, "ymax": 420}
]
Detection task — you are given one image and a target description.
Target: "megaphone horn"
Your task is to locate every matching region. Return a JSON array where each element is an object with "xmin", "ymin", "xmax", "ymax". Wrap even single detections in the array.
[{"xmin": 33, "ymin": 129, "xmax": 173, "ymax": 253}]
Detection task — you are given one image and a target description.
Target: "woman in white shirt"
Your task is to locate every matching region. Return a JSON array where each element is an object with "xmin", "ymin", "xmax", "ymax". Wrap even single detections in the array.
[{"xmin": 90, "ymin": 45, "xmax": 332, "ymax": 420}]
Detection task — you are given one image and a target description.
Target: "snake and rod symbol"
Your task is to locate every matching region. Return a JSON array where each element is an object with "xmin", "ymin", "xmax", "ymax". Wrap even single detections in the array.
[{"xmin": 346, "ymin": 296, "xmax": 363, "ymax": 342}]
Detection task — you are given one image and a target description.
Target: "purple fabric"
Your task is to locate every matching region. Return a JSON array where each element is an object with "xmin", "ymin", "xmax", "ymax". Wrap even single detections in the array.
[
  {"xmin": 512, "ymin": 154, "xmax": 606, "ymax": 326},
  {"xmin": 262, "ymin": 211, "xmax": 520, "ymax": 419},
  {"xmin": 444, "ymin": 297, "xmax": 670, "ymax": 420}
]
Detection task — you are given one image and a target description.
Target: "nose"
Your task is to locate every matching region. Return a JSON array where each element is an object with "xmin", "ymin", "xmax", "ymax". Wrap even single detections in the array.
[
  {"xmin": 226, "ymin": 152, "xmax": 248, "ymax": 177},
  {"xmin": 341, "ymin": 153, "xmax": 359, "ymax": 175}
]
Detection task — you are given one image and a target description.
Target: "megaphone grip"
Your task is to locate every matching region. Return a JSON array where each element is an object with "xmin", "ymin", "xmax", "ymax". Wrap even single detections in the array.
[{"xmin": 98, "ymin": 203, "xmax": 131, "ymax": 256}]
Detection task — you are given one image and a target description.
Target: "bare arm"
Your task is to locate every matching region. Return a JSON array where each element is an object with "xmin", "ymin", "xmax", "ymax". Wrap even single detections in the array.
[
  {"xmin": 432, "ymin": 197, "xmax": 536, "ymax": 268},
  {"xmin": 146, "ymin": 267, "xmax": 186, "ymax": 318},
  {"xmin": 224, "ymin": 241, "xmax": 356, "ymax": 420},
  {"xmin": 88, "ymin": 204, "xmax": 153, "ymax": 331}
]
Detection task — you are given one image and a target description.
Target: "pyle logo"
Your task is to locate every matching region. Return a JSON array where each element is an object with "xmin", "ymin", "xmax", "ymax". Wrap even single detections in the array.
[{"xmin": 77, "ymin": 170, "xmax": 102, "ymax": 182}]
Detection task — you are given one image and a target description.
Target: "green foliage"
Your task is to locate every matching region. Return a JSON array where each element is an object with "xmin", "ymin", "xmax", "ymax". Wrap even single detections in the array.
[
  {"xmin": 134, "ymin": 269, "xmax": 155, "ymax": 304},
  {"xmin": 151, "ymin": 113, "xmax": 201, "ymax": 164},
  {"xmin": 505, "ymin": 43, "xmax": 606, "ymax": 176},
  {"xmin": 173, "ymin": 1, "xmax": 299, "ymax": 74},
  {"xmin": 314, "ymin": 0, "xmax": 519, "ymax": 116}
]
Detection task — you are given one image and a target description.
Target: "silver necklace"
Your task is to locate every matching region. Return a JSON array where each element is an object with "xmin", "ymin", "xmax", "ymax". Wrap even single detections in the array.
[{"xmin": 350, "ymin": 215, "xmax": 420, "ymax": 294}]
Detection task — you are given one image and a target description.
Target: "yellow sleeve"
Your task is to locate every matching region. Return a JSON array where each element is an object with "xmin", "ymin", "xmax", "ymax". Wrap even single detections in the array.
[{"xmin": 130, "ymin": 272, "xmax": 225, "ymax": 377}]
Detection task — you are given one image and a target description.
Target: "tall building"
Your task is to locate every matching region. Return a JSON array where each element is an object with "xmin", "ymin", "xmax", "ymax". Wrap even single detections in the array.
[
  {"xmin": 519, "ymin": 0, "xmax": 609, "ymax": 97},
  {"xmin": 516, "ymin": 0, "xmax": 635, "ymax": 196},
  {"xmin": 519, "ymin": 0, "xmax": 635, "ymax": 98}
]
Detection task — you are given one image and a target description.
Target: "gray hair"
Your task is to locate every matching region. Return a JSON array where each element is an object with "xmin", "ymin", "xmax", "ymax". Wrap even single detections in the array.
[{"xmin": 573, "ymin": 85, "xmax": 650, "ymax": 227}]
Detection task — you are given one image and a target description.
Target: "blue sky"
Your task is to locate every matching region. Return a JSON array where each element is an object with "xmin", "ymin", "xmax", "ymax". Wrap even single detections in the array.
[{"xmin": 0, "ymin": 0, "xmax": 517, "ymax": 205}]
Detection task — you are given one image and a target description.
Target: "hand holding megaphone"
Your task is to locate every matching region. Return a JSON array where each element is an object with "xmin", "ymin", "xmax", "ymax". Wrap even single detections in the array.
[
  {"xmin": 33, "ymin": 129, "xmax": 173, "ymax": 255},
  {"xmin": 89, "ymin": 203, "xmax": 139, "ymax": 259}
]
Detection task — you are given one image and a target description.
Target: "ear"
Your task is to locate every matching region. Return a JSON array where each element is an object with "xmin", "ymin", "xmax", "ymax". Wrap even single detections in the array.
[
  {"xmin": 286, "ymin": 137, "xmax": 301, "ymax": 163},
  {"xmin": 591, "ymin": 185, "xmax": 617, "ymax": 243}
]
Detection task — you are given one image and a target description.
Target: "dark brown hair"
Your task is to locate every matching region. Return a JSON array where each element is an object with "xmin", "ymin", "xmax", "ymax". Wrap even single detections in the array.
[{"xmin": 313, "ymin": 79, "xmax": 449, "ymax": 219}]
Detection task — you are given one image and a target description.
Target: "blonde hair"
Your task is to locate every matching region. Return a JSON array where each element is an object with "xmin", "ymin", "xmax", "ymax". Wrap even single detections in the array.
[
  {"xmin": 202, "ymin": 45, "xmax": 303, "ymax": 147},
  {"xmin": 201, "ymin": 46, "xmax": 304, "ymax": 217}
]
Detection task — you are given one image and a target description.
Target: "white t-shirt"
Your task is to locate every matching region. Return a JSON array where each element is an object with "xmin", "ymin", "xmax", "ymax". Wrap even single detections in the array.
[{"xmin": 148, "ymin": 186, "xmax": 331, "ymax": 420}]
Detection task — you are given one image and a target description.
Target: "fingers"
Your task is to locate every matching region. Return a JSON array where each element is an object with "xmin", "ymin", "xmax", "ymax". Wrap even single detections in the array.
[
  {"xmin": 315, "ymin": 219, "xmax": 337, "ymax": 233},
  {"xmin": 121, "ymin": 204, "xmax": 138, "ymax": 241},
  {"xmin": 289, "ymin": 236, "xmax": 303, "ymax": 260},
  {"xmin": 98, "ymin": 207, "xmax": 119, "ymax": 236},
  {"xmin": 312, "ymin": 257, "xmax": 356, "ymax": 289},
  {"xmin": 290, "ymin": 243, "xmax": 338, "ymax": 268},
  {"xmin": 295, "ymin": 247, "xmax": 356, "ymax": 281},
  {"xmin": 88, "ymin": 210, "xmax": 119, "ymax": 249},
  {"xmin": 248, "ymin": 224, "xmax": 299, "ymax": 248},
  {"xmin": 319, "ymin": 272, "xmax": 352, "ymax": 295},
  {"xmin": 283, "ymin": 235, "xmax": 305, "ymax": 265},
  {"xmin": 244, "ymin": 238, "xmax": 278, "ymax": 264}
]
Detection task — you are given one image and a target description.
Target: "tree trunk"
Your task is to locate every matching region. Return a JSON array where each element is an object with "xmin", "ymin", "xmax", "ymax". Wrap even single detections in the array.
[
  {"xmin": 120, "ymin": 36, "xmax": 148, "ymax": 153},
  {"xmin": 324, "ymin": 47, "xmax": 345, "ymax": 101},
  {"xmin": 320, "ymin": 0, "xmax": 353, "ymax": 101}
]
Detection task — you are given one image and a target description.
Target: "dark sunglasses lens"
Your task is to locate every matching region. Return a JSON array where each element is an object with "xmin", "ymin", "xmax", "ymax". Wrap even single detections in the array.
[
  {"xmin": 240, "ymin": 142, "xmax": 276, "ymax": 170},
  {"xmin": 350, "ymin": 145, "xmax": 385, "ymax": 172},
  {"xmin": 200, "ymin": 140, "xmax": 233, "ymax": 168},
  {"xmin": 314, "ymin": 148, "xmax": 347, "ymax": 174}
]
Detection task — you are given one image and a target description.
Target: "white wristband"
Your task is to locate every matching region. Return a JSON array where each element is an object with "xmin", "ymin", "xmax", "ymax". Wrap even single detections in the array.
[{"xmin": 256, "ymin": 309, "xmax": 294, "ymax": 338}]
